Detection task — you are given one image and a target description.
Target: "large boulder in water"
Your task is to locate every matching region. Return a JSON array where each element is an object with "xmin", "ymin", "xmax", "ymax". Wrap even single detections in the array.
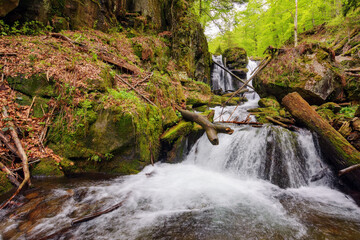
[
  {"xmin": 223, "ymin": 47, "xmax": 248, "ymax": 69},
  {"xmin": 253, "ymin": 44, "xmax": 345, "ymax": 105}
]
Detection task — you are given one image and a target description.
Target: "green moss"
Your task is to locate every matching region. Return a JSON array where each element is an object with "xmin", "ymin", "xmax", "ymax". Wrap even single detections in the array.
[
  {"xmin": 0, "ymin": 172, "xmax": 13, "ymax": 195},
  {"xmin": 258, "ymin": 97, "xmax": 281, "ymax": 109},
  {"xmin": 162, "ymin": 106, "xmax": 180, "ymax": 129},
  {"xmin": 31, "ymin": 158, "xmax": 64, "ymax": 177},
  {"xmin": 222, "ymin": 47, "xmax": 248, "ymax": 68},
  {"xmin": 7, "ymin": 74, "xmax": 57, "ymax": 98},
  {"xmin": 316, "ymin": 108, "xmax": 336, "ymax": 121},
  {"xmin": 161, "ymin": 120, "xmax": 194, "ymax": 145}
]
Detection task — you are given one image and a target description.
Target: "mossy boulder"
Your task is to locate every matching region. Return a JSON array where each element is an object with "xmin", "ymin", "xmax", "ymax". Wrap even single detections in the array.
[
  {"xmin": 7, "ymin": 74, "xmax": 57, "ymax": 98},
  {"xmin": 258, "ymin": 97, "xmax": 281, "ymax": 109},
  {"xmin": 48, "ymin": 89, "xmax": 163, "ymax": 175},
  {"xmin": 162, "ymin": 106, "xmax": 180, "ymax": 129},
  {"xmin": 161, "ymin": 121, "xmax": 194, "ymax": 146},
  {"xmin": 253, "ymin": 45, "xmax": 344, "ymax": 105},
  {"xmin": 31, "ymin": 158, "xmax": 64, "ymax": 177},
  {"xmin": 0, "ymin": 172, "xmax": 13, "ymax": 195},
  {"xmin": 223, "ymin": 47, "xmax": 248, "ymax": 69},
  {"xmin": 317, "ymin": 102, "xmax": 341, "ymax": 113}
]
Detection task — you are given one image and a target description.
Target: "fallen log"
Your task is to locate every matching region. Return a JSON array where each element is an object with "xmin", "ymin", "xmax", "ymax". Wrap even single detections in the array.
[
  {"xmin": 175, "ymin": 107, "xmax": 234, "ymax": 145},
  {"xmin": 338, "ymin": 163, "xmax": 360, "ymax": 176},
  {"xmin": 265, "ymin": 116, "xmax": 298, "ymax": 131},
  {"xmin": 217, "ymin": 120, "xmax": 263, "ymax": 126},
  {"xmin": 282, "ymin": 92, "xmax": 360, "ymax": 190}
]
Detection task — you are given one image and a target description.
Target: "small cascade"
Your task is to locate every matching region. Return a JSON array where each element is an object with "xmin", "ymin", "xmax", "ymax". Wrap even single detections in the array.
[
  {"xmin": 1, "ymin": 60, "xmax": 360, "ymax": 239},
  {"xmin": 244, "ymin": 59, "xmax": 260, "ymax": 101},
  {"xmin": 211, "ymin": 55, "xmax": 234, "ymax": 92}
]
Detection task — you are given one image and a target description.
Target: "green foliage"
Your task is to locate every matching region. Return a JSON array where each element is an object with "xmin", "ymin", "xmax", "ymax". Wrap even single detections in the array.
[
  {"xmin": 207, "ymin": 0, "xmax": 351, "ymax": 56},
  {"xmin": 0, "ymin": 20, "xmax": 53, "ymax": 36},
  {"xmin": 340, "ymin": 106, "xmax": 358, "ymax": 118}
]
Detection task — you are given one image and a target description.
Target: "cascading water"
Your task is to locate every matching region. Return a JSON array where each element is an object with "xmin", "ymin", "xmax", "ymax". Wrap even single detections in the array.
[
  {"xmin": 211, "ymin": 55, "xmax": 234, "ymax": 92},
  {"xmin": 244, "ymin": 59, "xmax": 260, "ymax": 100},
  {"xmin": 1, "ymin": 63, "xmax": 360, "ymax": 240}
]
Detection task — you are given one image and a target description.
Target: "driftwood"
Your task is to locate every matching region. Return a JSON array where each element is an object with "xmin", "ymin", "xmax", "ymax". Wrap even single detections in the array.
[
  {"xmin": 282, "ymin": 92, "xmax": 360, "ymax": 190},
  {"xmin": 217, "ymin": 120, "xmax": 263, "ymax": 127},
  {"xmin": 133, "ymin": 72, "xmax": 153, "ymax": 88},
  {"xmin": 339, "ymin": 164, "xmax": 360, "ymax": 176},
  {"xmin": 0, "ymin": 107, "xmax": 31, "ymax": 210},
  {"xmin": 212, "ymin": 61, "xmax": 255, "ymax": 90},
  {"xmin": 175, "ymin": 106, "xmax": 234, "ymax": 145},
  {"xmin": 265, "ymin": 116, "xmax": 298, "ymax": 131},
  {"xmin": 115, "ymin": 74, "xmax": 156, "ymax": 106}
]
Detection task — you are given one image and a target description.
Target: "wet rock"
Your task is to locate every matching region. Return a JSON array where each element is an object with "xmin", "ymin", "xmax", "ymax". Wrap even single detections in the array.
[
  {"xmin": 222, "ymin": 47, "xmax": 248, "ymax": 69},
  {"xmin": 0, "ymin": 0, "xmax": 19, "ymax": 17}
]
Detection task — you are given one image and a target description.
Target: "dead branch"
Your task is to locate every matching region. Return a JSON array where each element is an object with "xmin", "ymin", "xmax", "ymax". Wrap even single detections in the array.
[
  {"xmin": 212, "ymin": 61, "xmax": 255, "ymax": 90},
  {"xmin": 266, "ymin": 116, "xmax": 297, "ymax": 131},
  {"xmin": 0, "ymin": 161, "xmax": 20, "ymax": 186},
  {"xmin": 175, "ymin": 106, "xmax": 234, "ymax": 145},
  {"xmin": 217, "ymin": 120, "xmax": 263, "ymax": 126},
  {"xmin": 26, "ymin": 96, "xmax": 36, "ymax": 118},
  {"xmin": 133, "ymin": 72, "xmax": 153, "ymax": 88},
  {"xmin": 12, "ymin": 159, "xmax": 41, "ymax": 171},
  {"xmin": 0, "ymin": 132, "xmax": 21, "ymax": 158},
  {"xmin": 0, "ymin": 106, "xmax": 31, "ymax": 210},
  {"xmin": 0, "ymin": 52, "xmax": 17, "ymax": 56},
  {"xmin": 338, "ymin": 163, "xmax": 360, "ymax": 176},
  {"xmin": 115, "ymin": 74, "xmax": 156, "ymax": 106},
  {"xmin": 223, "ymin": 56, "xmax": 272, "ymax": 107}
]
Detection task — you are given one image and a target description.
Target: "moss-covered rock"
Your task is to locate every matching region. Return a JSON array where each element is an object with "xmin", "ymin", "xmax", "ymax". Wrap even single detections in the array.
[
  {"xmin": 48, "ymin": 89, "xmax": 163, "ymax": 175},
  {"xmin": 31, "ymin": 158, "xmax": 64, "ymax": 177},
  {"xmin": 258, "ymin": 97, "xmax": 281, "ymax": 108},
  {"xmin": 223, "ymin": 47, "xmax": 248, "ymax": 69},
  {"xmin": 317, "ymin": 102, "xmax": 341, "ymax": 113},
  {"xmin": 7, "ymin": 74, "xmax": 57, "ymax": 98},
  {"xmin": 0, "ymin": 172, "xmax": 13, "ymax": 195},
  {"xmin": 316, "ymin": 108, "xmax": 336, "ymax": 121},
  {"xmin": 161, "ymin": 121, "xmax": 194, "ymax": 146},
  {"xmin": 162, "ymin": 106, "xmax": 180, "ymax": 129},
  {"xmin": 253, "ymin": 45, "xmax": 344, "ymax": 105}
]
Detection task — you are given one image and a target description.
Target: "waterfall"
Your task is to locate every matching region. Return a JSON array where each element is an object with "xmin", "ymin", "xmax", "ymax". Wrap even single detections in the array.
[
  {"xmin": 2, "ymin": 70, "xmax": 360, "ymax": 239},
  {"xmin": 244, "ymin": 59, "xmax": 260, "ymax": 101},
  {"xmin": 211, "ymin": 55, "xmax": 234, "ymax": 92}
]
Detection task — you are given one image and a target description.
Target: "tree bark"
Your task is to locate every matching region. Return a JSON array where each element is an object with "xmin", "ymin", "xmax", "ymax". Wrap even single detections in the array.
[
  {"xmin": 176, "ymin": 107, "xmax": 234, "ymax": 145},
  {"xmin": 282, "ymin": 92, "xmax": 360, "ymax": 190}
]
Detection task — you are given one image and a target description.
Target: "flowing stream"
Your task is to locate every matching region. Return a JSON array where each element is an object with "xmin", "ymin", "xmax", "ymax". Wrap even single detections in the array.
[{"xmin": 1, "ymin": 61, "xmax": 360, "ymax": 240}]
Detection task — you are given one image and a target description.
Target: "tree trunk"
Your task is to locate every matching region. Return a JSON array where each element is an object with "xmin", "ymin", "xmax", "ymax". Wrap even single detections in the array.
[
  {"xmin": 176, "ymin": 107, "xmax": 234, "ymax": 145},
  {"xmin": 282, "ymin": 92, "xmax": 360, "ymax": 190}
]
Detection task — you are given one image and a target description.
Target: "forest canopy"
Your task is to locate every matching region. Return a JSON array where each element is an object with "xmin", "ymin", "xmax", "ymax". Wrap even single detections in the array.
[{"xmin": 194, "ymin": 0, "xmax": 360, "ymax": 56}]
